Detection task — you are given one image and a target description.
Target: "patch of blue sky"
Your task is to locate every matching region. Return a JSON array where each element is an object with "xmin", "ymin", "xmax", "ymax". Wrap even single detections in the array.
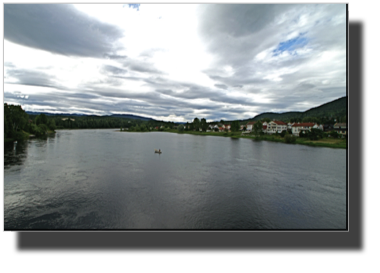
[
  {"xmin": 272, "ymin": 34, "xmax": 309, "ymax": 57},
  {"xmin": 124, "ymin": 4, "xmax": 140, "ymax": 11}
]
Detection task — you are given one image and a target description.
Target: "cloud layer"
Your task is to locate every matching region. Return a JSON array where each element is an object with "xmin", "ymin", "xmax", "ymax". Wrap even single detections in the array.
[{"xmin": 4, "ymin": 4, "xmax": 347, "ymax": 122}]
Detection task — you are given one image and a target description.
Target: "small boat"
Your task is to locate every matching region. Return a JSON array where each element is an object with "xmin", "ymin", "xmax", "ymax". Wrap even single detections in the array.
[{"xmin": 154, "ymin": 149, "xmax": 162, "ymax": 154}]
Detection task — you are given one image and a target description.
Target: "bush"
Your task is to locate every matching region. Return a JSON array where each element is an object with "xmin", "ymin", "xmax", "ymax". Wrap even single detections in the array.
[
  {"xmin": 30, "ymin": 123, "xmax": 45, "ymax": 137},
  {"xmin": 177, "ymin": 124, "xmax": 184, "ymax": 133},
  {"xmin": 280, "ymin": 130, "xmax": 288, "ymax": 137},
  {"xmin": 284, "ymin": 134, "xmax": 296, "ymax": 143},
  {"xmin": 329, "ymin": 131, "xmax": 339, "ymax": 138},
  {"xmin": 38, "ymin": 124, "xmax": 48, "ymax": 133}
]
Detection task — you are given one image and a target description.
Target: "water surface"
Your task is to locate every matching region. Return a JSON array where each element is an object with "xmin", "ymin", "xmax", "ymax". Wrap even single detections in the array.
[{"xmin": 4, "ymin": 129, "xmax": 347, "ymax": 229}]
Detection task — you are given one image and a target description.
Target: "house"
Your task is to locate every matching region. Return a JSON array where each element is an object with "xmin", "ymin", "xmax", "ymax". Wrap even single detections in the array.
[
  {"xmin": 262, "ymin": 122, "xmax": 268, "ymax": 133},
  {"xmin": 291, "ymin": 122, "xmax": 322, "ymax": 136},
  {"xmin": 240, "ymin": 125, "xmax": 246, "ymax": 131},
  {"xmin": 246, "ymin": 121, "xmax": 256, "ymax": 131},
  {"xmin": 323, "ymin": 124, "xmax": 334, "ymax": 132},
  {"xmin": 224, "ymin": 124, "xmax": 231, "ymax": 131},
  {"xmin": 266, "ymin": 120, "xmax": 287, "ymax": 134},
  {"xmin": 334, "ymin": 123, "xmax": 347, "ymax": 136},
  {"xmin": 218, "ymin": 126, "xmax": 225, "ymax": 132},
  {"xmin": 287, "ymin": 122, "xmax": 295, "ymax": 130}
]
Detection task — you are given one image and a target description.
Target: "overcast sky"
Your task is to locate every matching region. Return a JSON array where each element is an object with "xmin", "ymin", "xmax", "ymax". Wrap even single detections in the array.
[{"xmin": 3, "ymin": 4, "xmax": 346, "ymax": 122}]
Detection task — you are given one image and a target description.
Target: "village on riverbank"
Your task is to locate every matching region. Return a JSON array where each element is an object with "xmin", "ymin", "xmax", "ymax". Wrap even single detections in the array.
[{"xmin": 121, "ymin": 119, "xmax": 347, "ymax": 149}]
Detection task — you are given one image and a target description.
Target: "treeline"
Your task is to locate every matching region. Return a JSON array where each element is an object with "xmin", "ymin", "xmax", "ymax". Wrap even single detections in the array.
[
  {"xmin": 28, "ymin": 111, "xmax": 177, "ymax": 132},
  {"xmin": 4, "ymin": 103, "xmax": 56, "ymax": 142},
  {"xmin": 4, "ymin": 104, "xmax": 178, "ymax": 141}
]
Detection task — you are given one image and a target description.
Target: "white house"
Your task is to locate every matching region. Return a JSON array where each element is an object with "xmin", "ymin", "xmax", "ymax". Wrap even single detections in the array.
[
  {"xmin": 266, "ymin": 120, "xmax": 287, "ymax": 134},
  {"xmin": 291, "ymin": 123, "xmax": 323, "ymax": 136},
  {"xmin": 334, "ymin": 123, "xmax": 347, "ymax": 136},
  {"xmin": 246, "ymin": 121, "xmax": 256, "ymax": 131}
]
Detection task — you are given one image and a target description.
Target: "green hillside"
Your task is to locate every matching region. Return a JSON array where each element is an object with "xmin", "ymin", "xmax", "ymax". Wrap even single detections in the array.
[{"xmin": 245, "ymin": 96, "xmax": 347, "ymax": 124}]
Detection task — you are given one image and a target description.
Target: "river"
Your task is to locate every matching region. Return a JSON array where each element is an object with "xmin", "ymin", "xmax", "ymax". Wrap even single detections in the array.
[{"xmin": 4, "ymin": 129, "xmax": 347, "ymax": 229}]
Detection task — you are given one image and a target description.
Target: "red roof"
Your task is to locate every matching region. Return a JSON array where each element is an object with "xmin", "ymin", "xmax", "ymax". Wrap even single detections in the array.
[
  {"xmin": 247, "ymin": 121, "xmax": 256, "ymax": 125},
  {"xmin": 292, "ymin": 123, "xmax": 316, "ymax": 127},
  {"xmin": 273, "ymin": 120, "xmax": 287, "ymax": 125}
]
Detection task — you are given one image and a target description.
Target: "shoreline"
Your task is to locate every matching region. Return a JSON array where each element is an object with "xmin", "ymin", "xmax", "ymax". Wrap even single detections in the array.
[{"xmin": 121, "ymin": 129, "xmax": 347, "ymax": 149}]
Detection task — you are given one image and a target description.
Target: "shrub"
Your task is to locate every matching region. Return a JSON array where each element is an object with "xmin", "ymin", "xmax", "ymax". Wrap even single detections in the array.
[
  {"xmin": 38, "ymin": 124, "xmax": 48, "ymax": 133},
  {"xmin": 284, "ymin": 134, "xmax": 296, "ymax": 143},
  {"xmin": 280, "ymin": 130, "xmax": 288, "ymax": 137}
]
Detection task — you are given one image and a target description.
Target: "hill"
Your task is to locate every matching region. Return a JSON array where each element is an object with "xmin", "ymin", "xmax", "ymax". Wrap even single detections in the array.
[{"xmin": 246, "ymin": 96, "xmax": 347, "ymax": 123}]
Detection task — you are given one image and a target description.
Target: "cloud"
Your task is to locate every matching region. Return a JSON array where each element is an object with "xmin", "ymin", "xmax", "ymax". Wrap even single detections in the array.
[
  {"xmin": 5, "ymin": 68, "xmax": 59, "ymax": 88},
  {"xmin": 214, "ymin": 84, "xmax": 228, "ymax": 90},
  {"xmin": 121, "ymin": 58, "xmax": 164, "ymax": 75},
  {"xmin": 102, "ymin": 65, "xmax": 128, "ymax": 75},
  {"xmin": 4, "ymin": 4, "xmax": 347, "ymax": 122},
  {"xmin": 4, "ymin": 4, "xmax": 124, "ymax": 58}
]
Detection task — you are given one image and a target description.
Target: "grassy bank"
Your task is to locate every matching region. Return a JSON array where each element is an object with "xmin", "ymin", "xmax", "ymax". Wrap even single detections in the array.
[{"xmin": 123, "ymin": 129, "xmax": 346, "ymax": 149}]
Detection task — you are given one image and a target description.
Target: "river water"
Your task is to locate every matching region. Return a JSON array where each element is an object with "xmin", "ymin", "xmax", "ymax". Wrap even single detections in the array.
[{"xmin": 4, "ymin": 129, "xmax": 347, "ymax": 230}]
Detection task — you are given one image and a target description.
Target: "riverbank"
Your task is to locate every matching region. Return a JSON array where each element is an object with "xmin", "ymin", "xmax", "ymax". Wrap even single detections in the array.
[
  {"xmin": 4, "ymin": 130, "xmax": 56, "ymax": 143},
  {"xmin": 122, "ymin": 129, "xmax": 347, "ymax": 149}
]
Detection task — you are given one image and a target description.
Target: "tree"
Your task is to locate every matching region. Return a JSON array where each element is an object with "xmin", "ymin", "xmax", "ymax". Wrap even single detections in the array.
[
  {"xmin": 284, "ymin": 134, "xmax": 296, "ymax": 143},
  {"xmin": 253, "ymin": 121, "xmax": 263, "ymax": 135},
  {"xmin": 39, "ymin": 114, "xmax": 48, "ymax": 125},
  {"xmin": 308, "ymin": 128, "xmax": 324, "ymax": 140},
  {"xmin": 231, "ymin": 120, "xmax": 240, "ymax": 132},
  {"xmin": 177, "ymin": 124, "xmax": 184, "ymax": 133},
  {"xmin": 5, "ymin": 104, "xmax": 28, "ymax": 138},
  {"xmin": 193, "ymin": 117, "xmax": 200, "ymax": 131},
  {"xmin": 280, "ymin": 130, "xmax": 288, "ymax": 137},
  {"xmin": 329, "ymin": 131, "xmax": 339, "ymax": 138},
  {"xmin": 47, "ymin": 119, "xmax": 56, "ymax": 130},
  {"xmin": 200, "ymin": 118, "xmax": 208, "ymax": 132}
]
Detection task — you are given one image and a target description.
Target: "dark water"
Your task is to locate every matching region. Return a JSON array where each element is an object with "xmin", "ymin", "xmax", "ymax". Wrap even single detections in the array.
[{"xmin": 4, "ymin": 129, "xmax": 346, "ymax": 230}]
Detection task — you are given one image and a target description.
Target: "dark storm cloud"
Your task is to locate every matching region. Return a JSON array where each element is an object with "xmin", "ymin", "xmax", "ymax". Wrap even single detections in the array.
[{"xmin": 4, "ymin": 4, "xmax": 124, "ymax": 58}]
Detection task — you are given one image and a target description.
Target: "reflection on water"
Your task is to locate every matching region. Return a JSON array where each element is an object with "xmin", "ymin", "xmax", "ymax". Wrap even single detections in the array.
[{"xmin": 4, "ymin": 129, "xmax": 347, "ymax": 230}]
